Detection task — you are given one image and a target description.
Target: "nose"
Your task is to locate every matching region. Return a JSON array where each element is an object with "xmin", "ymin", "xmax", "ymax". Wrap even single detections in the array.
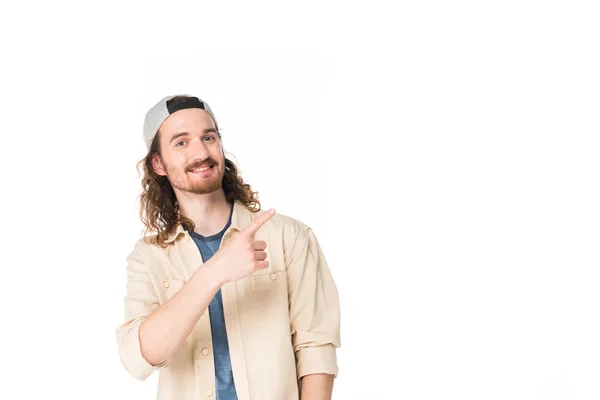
[{"xmin": 188, "ymin": 137, "xmax": 210, "ymax": 159}]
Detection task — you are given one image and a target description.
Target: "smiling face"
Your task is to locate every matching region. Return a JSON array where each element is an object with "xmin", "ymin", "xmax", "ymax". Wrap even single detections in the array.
[{"xmin": 151, "ymin": 108, "xmax": 225, "ymax": 195}]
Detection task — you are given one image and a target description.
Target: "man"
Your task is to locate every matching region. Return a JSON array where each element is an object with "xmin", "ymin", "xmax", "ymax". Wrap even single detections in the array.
[{"xmin": 115, "ymin": 94, "xmax": 341, "ymax": 400}]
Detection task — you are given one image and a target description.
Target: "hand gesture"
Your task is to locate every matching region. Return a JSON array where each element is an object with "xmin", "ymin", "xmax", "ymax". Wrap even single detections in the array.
[{"xmin": 207, "ymin": 208, "xmax": 276, "ymax": 283}]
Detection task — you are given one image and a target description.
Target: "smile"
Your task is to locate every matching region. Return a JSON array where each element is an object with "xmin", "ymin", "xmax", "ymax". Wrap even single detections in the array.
[
  {"xmin": 188, "ymin": 165, "xmax": 216, "ymax": 175},
  {"xmin": 190, "ymin": 165, "xmax": 213, "ymax": 172}
]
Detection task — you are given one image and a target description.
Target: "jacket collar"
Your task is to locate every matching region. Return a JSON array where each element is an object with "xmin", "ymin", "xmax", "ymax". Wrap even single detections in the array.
[{"xmin": 164, "ymin": 199, "xmax": 254, "ymax": 244}]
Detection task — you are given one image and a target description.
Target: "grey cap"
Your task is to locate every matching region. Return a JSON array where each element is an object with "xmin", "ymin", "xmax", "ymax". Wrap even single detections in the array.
[{"xmin": 143, "ymin": 94, "xmax": 219, "ymax": 150}]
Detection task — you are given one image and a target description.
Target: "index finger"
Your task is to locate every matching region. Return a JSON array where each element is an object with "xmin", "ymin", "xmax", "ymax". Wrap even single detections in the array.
[{"xmin": 242, "ymin": 208, "xmax": 276, "ymax": 237}]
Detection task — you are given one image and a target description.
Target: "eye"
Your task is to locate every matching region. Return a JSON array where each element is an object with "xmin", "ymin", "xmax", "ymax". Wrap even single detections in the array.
[
  {"xmin": 204, "ymin": 135, "xmax": 215, "ymax": 141},
  {"xmin": 175, "ymin": 140, "xmax": 186, "ymax": 147}
]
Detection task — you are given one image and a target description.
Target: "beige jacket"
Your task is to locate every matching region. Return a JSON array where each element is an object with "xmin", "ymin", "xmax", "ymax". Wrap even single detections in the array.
[{"xmin": 115, "ymin": 200, "xmax": 341, "ymax": 399}]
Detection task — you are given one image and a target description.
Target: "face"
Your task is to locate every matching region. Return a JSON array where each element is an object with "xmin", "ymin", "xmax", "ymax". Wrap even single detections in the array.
[{"xmin": 152, "ymin": 108, "xmax": 225, "ymax": 195}]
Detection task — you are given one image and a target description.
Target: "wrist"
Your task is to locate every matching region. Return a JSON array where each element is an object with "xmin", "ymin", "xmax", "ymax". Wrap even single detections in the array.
[{"xmin": 197, "ymin": 260, "xmax": 228, "ymax": 289}]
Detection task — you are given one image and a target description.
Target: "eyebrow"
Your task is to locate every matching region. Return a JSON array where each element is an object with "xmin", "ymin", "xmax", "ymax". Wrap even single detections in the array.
[{"xmin": 169, "ymin": 128, "xmax": 218, "ymax": 144}]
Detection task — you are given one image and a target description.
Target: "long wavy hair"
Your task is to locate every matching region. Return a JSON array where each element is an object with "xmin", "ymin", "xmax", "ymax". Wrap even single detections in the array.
[{"xmin": 135, "ymin": 97, "xmax": 261, "ymax": 247}]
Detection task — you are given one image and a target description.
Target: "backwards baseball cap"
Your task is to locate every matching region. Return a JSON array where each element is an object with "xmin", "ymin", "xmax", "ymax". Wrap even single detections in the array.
[{"xmin": 143, "ymin": 94, "xmax": 219, "ymax": 150}]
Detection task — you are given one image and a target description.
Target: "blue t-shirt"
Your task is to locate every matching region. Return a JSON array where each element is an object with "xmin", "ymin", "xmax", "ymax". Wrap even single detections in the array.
[{"xmin": 187, "ymin": 202, "xmax": 238, "ymax": 400}]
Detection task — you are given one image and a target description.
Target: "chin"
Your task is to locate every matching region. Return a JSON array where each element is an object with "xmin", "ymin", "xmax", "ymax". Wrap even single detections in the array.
[{"xmin": 189, "ymin": 180, "xmax": 223, "ymax": 194}]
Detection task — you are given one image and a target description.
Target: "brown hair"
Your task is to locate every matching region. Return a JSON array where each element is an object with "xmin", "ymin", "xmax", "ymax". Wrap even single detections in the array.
[{"xmin": 135, "ymin": 96, "xmax": 261, "ymax": 247}]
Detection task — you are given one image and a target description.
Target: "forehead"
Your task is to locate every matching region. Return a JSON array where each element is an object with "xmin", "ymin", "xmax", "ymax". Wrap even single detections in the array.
[{"xmin": 159, "ymin": 108, "xmax": 216, "ymax": 137}]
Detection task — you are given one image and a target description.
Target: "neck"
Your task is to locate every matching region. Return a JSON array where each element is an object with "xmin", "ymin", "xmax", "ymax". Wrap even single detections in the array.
[{"xmin": 175, "ymin": 188, "xmax": 232, "ymax": 236}]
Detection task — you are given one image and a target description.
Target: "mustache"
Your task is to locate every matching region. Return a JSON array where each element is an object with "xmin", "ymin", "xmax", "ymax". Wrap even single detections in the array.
[{"xmin": 187, "ymin": 159, "xmax": 217, "ymax": 171}]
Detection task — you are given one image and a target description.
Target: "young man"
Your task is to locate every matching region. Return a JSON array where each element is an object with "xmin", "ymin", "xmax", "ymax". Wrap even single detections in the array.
[{"xmin": 115, "ymin": 94, "xmax": 341, "ymax": 400}]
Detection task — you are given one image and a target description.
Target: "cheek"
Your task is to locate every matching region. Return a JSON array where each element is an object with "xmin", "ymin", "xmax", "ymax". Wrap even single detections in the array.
[
  {"xmin": 173, "ymin": 154, "xmax": 188, "ymax": 168},
  {"xmin": 162, "ymin": 158, "xmax": 184, "ymax": 175}
]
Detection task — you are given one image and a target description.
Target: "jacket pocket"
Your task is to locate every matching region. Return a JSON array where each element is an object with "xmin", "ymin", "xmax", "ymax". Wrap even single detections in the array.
[
  {"xmin": 250, "ymin": 270, "xmax": 287, "ymax": 291},
  {"xmin": 247, "ymin": 270, "xmax": 291, "ymax": 335},
  {"xmin": 159, "ymin": 279, "xmax": 186, "ymax": 300}
]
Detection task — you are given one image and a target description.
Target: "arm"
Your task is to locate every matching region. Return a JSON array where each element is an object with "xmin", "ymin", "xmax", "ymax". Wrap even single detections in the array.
[
  {"xmin": 116, "ymin": 211, "xmax": 276, "ymax": 380},
  {"xmin": 300, "ymin": 373, "xmax": 335, "ymax": 400},
  {"xmin": 115, "ymin": 241, "xmax": 225, "ymax": 380},
  {"xmin": 138, "ymin": 265, "xmax": 224, "ymax": 366},
  {"xmin": 286, "ymin": 227, "xmax": 341, "ymax": 393}
]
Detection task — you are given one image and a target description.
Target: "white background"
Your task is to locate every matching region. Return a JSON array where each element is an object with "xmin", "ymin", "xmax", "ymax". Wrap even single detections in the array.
[{"xmin": 1, "ymin": 1, "xmax": 599, "ymax": 399}]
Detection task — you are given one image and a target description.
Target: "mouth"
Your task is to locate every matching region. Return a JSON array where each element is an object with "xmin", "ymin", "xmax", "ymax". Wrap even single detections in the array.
[{"xmin": 188, "ymin": 164, "xmax": 216, "ymax": 176}]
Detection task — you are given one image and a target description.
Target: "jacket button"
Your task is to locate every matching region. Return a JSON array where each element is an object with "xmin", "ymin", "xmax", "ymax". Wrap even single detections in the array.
[
  {"xmin": 162, "ymin": 281, "xmax": 170, "ymax": 289},
  {"xmin": 270, "ymin": 273, "xmax": 277, "ymax": 281},
  {"xmin": 206, "ymin": 389, "xmax": 213, "ymax": 397},
  {"xmin": 201, "ymin": 348, "xmax": 209, "ymax": 356}
]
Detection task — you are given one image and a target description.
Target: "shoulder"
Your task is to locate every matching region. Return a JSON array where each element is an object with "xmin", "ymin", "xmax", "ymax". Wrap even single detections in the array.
[
  {"xmin": 255, "ymin": 209, "xmax": 311, "ymax": 234},
  {"xmin": 126, "ymin": 235, "xmax": 166, "ymax": 261},
  {"xmin": 253, "ymin": 210, "xmax": 313, "ymax": 252}
]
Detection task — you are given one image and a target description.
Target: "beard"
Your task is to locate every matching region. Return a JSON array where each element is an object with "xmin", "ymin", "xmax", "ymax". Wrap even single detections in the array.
[{"xmin": 165, "ymin": 161, "xmax": 224, "ymax": 195}]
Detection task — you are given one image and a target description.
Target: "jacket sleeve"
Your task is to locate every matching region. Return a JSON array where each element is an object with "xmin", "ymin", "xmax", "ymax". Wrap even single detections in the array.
[
  {"xmin": 115, "ymin": 240, "xmax": 169, "ymax": 381},
  {"xmin": 285, "ymin": 227, "xmax": 341, "ymax": 380}
]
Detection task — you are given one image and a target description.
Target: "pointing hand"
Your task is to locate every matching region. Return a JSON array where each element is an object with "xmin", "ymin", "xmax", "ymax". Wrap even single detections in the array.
[{"xmin": 207, "ymin": 208, "xmax": 276, "ymax": 283}]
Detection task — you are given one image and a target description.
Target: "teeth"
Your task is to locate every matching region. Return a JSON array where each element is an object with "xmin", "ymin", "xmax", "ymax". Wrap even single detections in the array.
[{"xmin": 191, "ymin": 165, "xmax": 211, "ymax": 172}]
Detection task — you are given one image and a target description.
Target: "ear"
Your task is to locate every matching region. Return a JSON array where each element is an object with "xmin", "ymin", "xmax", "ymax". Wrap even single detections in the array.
[{"xmin": 151, "ymin": 153, "xmax": 167, "ymax": 176}]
